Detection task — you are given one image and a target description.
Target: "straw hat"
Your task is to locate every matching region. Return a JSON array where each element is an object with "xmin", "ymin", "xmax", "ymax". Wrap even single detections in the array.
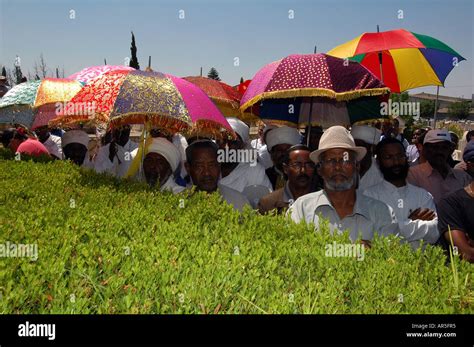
[{"xmin": 310, "ymin": 126, "xmax": 366, "ymax": 163}]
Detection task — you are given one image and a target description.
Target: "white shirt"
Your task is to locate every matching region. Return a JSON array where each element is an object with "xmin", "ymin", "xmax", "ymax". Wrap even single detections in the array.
[
  {"xmin": 94, "ymin": 139, "xmax": 138, "ymax": 178},
  {"xmin": 363, "ymin": 180, "xmax": 439, "ymax": 249},
  {"xmin": 160, "ymin": 176, "xmax": 186, "ymax": 194},
  {"xmin": 251, "ymin": 138, "xmax": 264, "ymax": 151},
  {"xmin": 219, "ymin": 161, "xmax": 273, "ymax": 193},
  {"xmin": 287, "ymin": 190, "xmax": 399, "ymax": 242},
  {"xmin": 257, "ymin": 144, "xmax": 273, "ymax": 169},
  {"xmin": 43, "ymin": 135, "xmax": 62, "ymax": 159},
  {"xmin": 358, "ymin": 157, "xmax": 384, "ymax": 191}
]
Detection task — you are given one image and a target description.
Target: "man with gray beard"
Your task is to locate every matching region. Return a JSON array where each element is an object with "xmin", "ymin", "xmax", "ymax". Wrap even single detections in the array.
[{"xmin": 288, "ymin": 126, "xmax": 399, "ymax": 244}]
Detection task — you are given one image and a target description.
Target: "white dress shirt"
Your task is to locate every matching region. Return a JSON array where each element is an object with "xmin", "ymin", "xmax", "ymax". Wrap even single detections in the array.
[
  {"xmin": 363, "ymin": 180, "xmax": 440, "ymax": 249},
  {"xmin": 219, "ymin": 161, "xmax": 273, "ymax": 193},
  {"xmin": 94, "ymin": 139, "xmax": 139, "ymax": 178}
]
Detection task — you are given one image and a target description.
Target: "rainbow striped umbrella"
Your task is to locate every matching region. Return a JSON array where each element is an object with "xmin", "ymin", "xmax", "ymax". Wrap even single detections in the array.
[{"xmin": 327, "ymin": 29, "xmax": 465, "ymax": 93}]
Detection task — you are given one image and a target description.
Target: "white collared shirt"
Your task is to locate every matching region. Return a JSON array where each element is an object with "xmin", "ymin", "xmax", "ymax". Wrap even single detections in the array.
[
  {"xmin": 287, "ymin": 190, "xmax": 399, "ymax": 242},
  {"xmin": 94, "ymin": 140, "xmax": 138, "ymax": 178},
  {"xmin": 358, "ymin": 157, "xmax": 384, "ymax": 191},
  {"xmin": 43, "ymin": 135, "xmax": 62, "ymax": 159},
  {"xmin": 363, "ymin": 180, "xmax": 439, "ymax": 249},
  {"xmin": 219, "ymin": 161, "xmax": 273, "ymax": 193}
]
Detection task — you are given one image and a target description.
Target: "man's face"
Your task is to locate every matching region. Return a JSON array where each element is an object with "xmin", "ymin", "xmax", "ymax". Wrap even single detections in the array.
[
  {"xmin": 423, "ymin": 141, "xmax": 451, "ymax": 168},
  {"xmin": 114, "ymin": 127, "xmax": 131, "ymax": 147},
  {"xmin": 317, "ymin": 149, "xmax": 357, "ymax": 191},
  {"xmin": 283, "ymin": 150, "xmax": 315, "ymax": 189},
  {"xmin": 35, "ymin": 128, "xmax": 50, "ymax": 143},
  {"xmin": 186, "ymin": 147, "xmax": 220, "ymax": 192},
  {"xmin": 412, "ymin": 129, "xmax": 423, "ymax": 144},
  {"xmin": 377, "ymin": 143, "xmax": 409, "ymax": 181},
  {"xmin": 143, "ymin": 152, "xmax": 172, "ymax": 187},
  {"xmin": 270, "ymin": 143, "xmax": 292, "ymax": 170},
  {"xmin": 64, "ymin": 143, "xmax": 87, "ymax": 166}
]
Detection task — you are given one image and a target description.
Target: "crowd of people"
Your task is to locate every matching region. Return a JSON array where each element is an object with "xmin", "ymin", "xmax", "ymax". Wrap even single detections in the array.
[{"xmin": 1, "ymin": 117, "xmax": 474, "ymax": 263}]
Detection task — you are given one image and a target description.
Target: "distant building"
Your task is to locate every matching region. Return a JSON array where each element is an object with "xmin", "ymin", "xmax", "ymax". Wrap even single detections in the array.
[{"xmin": 409, "ymin": 92, "xmax": 474, "ymax": 121}]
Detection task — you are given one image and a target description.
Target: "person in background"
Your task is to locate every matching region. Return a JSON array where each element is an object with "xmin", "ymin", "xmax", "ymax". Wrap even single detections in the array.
[
  {"xmin": 407, "ymin": 129, "xmax": 472, "ymax": 204},
  {"xmin": 94, "ymin": 125, "xmax": 138, "ymax": 178},
  {"xmin": 141, "ymin": 137, "xmax": 185, "ymax": 194},
  {"xmin": 61, "ymin": 130, "xmax": 93, "ymax": 168},
  {"xmin": 264, "ymin": 126, "xmax": 302, "ymax": 190},
  {"xmin": 218, "ymin": 117, "xmax": 272, "ymax": 193},
  {"xmin": 448, "ymin": 131, "xmax": 461, "ymax": 168},
  {"xmin": 304, "ymin": 125, "xmax": 324, "ymax": 152},
  {"xmin": 185, "ymin": 140, "xmax": 250, "ymax": 211},
  {"xmin": 16, "ymin": 137, "xmax": 50, "ymax": 158},
  {"xmin": 251, "ymin": 123, "xmax": 265, "ymax": 151},
  {"xmin": 363, "ymin": 138, "xmax": 439, "ymax": 250},
  {"xmin": 288, "ymin": 126, "xmax": 399, "ymax": 243},
  {"xmin": 258, "ymin": 145, "xmax": 318, "ymax": 214},
  {"xmin": 34, "ymin": 126, "xmax": 62, "ymax": 159},
  {"xmin": 8, "ymin": 127, "xmax": 29, "ymax": 153},
  {"xmin": 350, "ymin": 125, "xmax": 384, "ymax": 191},
  {"xmin": 437, "ymin": 179, "xmax": 474, "ymax": 263},
  {"xmin": 406, "ymin": 128, "xmax": 428, "ymax": 165},
  {"xmin": 381, "ymin": 118, "xmax": 409, "ymax": 150},
  {"xmin": 257, "ymin": 124, "xmax": 276, "ymax": 169},
  {"xmin": 453, "ymin": 140, "xmax": 474, "ymax": 178}
]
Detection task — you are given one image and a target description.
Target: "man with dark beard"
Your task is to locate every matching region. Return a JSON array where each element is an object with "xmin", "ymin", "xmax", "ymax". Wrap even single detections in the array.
[
  {"xmin": 288, "ymin": 126, "xmax": 399, "ymax": 243},
  {"xmin": 407, "ymin": 129, "xmax": 472, "ymax": 204},
  {"xmin": 258, "ymin": 145, "xmax": 318, "ymax": 214},
  {"xmin": 363, "ymin": 138, "xmax": 439, "ymax": 249}
]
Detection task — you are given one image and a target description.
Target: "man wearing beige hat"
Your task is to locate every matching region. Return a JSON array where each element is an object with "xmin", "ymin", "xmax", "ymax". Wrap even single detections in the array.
[
  {"xmin": 288, "ymin": 126, "xmax": 399, "ymax": 243},
  {"xmin": 350, "ymin": 125, "xmax": 384, "ymax": 191},
  {"xmin": 407, "ymin": 129, "xmax": 472, "ymax": 204}
]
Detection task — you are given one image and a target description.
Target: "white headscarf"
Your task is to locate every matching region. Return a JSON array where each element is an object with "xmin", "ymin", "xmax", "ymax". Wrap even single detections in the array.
[
  {"xmin": 62, "ymin": 130, "xmax": 90, "ymax": 148},
  {"xmin": 265, "ymin": 126, "xmax": 302, "ymax": 151},
  {"xmin": 146, "ymin": 137, "xmax": 181, "ymax": 172},
  {"xmin": 227, "ymin": 117, "xmax": 250, "ymax": 144}
]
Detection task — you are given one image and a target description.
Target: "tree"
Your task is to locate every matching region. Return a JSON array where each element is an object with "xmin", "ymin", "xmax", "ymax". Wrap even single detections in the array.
[
  {"xmin": 448, "ymin": 101, "xmax": 471, "ymax": 120},
  {"xmin": 390, "ymin": 92, "xmax": 409, "ymax": 102},
  {"xmin": 129, "ymin": 31, "xmax": 140, "ymax": 70},
  {"xmin": 419, "ymin": 100, "xmax": 435, "ymax": 119},
  {"xmin": 1, "ymin": 66, "xmax": 6, "ymax": 78},
  {"xmin": 34, "ymin": 53, "xmax": 48, "ymax": 78},
  {"xmin": 207, "ymin": 67, "xmax": 220, "ymax": 81},
  {"xmin": 14, "ymin": 61, "xmax": 23, "ymax": 85},
  {"xmin": 240, "ymin": 77, "xmax": 244, "ymax": 84}
]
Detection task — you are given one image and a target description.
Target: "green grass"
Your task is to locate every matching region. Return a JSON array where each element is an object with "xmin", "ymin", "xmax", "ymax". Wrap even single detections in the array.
[{"xmin": 0, "ymin": 159, "xmax": 472, "ymax": 314}]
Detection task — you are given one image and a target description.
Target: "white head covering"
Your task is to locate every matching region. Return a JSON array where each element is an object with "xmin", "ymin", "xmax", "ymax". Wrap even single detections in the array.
[
  {"xmin": 227, "ymin": 117, "xmax": 250, "ymax": 144},
  {"xmin": 146, "ymin": 137, "xmax": 181, "ymax": 172},
  {"xmin": 351, "ymin": 125, "xmax": 382, "ymax": 145},
  {"xmin": 62, "ymin": 130, "xmax": 90, "ymax": 148},
  {"xmin": 265, "ymin": 126, "xmax": 302, "ymax": 151}
]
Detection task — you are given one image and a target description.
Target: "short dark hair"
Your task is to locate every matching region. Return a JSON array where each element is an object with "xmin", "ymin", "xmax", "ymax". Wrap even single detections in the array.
[
  {"xmin": 282, "ymin": 144, "xmax": 311, "ymax": 164},
  {"xmin": 375, "ymin": 137, "xmax": 405, "ymax": 158},
  {"xmin": 185, "ymin": 140, "xmax": 218, "ymax": 164}
]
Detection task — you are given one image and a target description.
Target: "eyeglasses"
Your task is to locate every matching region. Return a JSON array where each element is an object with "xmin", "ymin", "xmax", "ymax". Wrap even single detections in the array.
[
  {"xmin": 286, "ymin": 162, "xmax": 316, "ymax": 170},
  {"xmin": 320, "ymin": 158, "xmax": 356, "ymax": 168}
]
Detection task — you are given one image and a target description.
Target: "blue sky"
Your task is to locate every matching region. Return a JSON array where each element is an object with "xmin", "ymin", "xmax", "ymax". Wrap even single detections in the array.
[{"xmin": 0, "ymin": 0, "xmax": 472, "ymax": 98}]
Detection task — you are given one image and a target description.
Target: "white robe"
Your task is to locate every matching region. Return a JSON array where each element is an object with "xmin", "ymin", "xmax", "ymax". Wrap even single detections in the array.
[
  {"xmin": 94, "ymin": 140, "xmax": 138, "ymax": 178},
  {"xmin": 358, "ymin": 157, "xmax": 384, "ymax": 192},
  {"xmin": 219, "ymin": 161, "xmax": 273, "ymax": 193},
  {"xmin": 43, "ymin": 135, "xmax": 62, "ymax": 159}
]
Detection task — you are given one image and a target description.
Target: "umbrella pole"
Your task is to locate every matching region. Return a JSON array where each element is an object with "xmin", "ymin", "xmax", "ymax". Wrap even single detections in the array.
[
  {"xmin": 306, "ymin": 97, "xmax": 314, "ymax": 147},
  {"xmin": 433, "ymin": 86, "xmax": 439, "ymax": 128},
  {"xmin": 139, "ymin": 121, "xmax": 148, "ymax": 180},
  {"xmin": 376, "ymin": 25, "xmax": 384, "ymax": 83}
]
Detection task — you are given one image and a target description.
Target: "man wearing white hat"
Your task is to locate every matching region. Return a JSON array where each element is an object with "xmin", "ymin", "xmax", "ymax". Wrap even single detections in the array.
[
  {"xmin": 218, "ymin": 117, "xmax": 273, "ymax": 193},
  {"xmin": 265, "ymin": 126, "xmax": 302, "ymax": 190},
  {"xmin": 350, "ymin": 125, "xmax": 384, "ymax": 191},
  {"xmin": 62, "ymin": 130, "xmax": 93, "ymax": 168},
  {"xmin": 407, "ymin": 129, "xmax": 472, "ymax": 204},
  {"xmin": 287, "ymin": 126, "xmax": 399, "ymax": 243},
  {"xmin": 139, "ymin": 137, "xmax": 185, "ymax": 194}
]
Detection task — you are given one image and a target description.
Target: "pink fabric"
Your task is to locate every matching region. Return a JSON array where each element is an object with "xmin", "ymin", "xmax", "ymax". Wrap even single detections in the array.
[
  {"xmin": 240, "ymin": 60, "xmax": 280, "ymax": 106},
  {"xmin": 166, "ymin": 74, "xmax": 232, "ymax": 133},
  {"xmin": 16, "ymin": 138, "xmax": 50, "ymax": 157},
  {"xmin": 68, "ymin": 65, "xmax": 134, "ymax": 85}
]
